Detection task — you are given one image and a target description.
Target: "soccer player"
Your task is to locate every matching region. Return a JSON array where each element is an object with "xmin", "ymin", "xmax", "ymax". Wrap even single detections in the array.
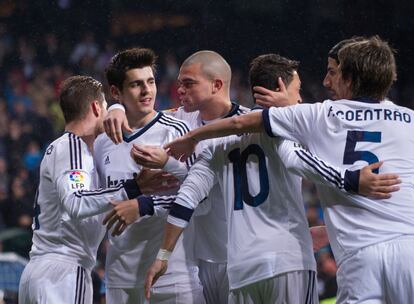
[
  {"xmin": 94, "ymin": 48, "xmax": 204, "ymax": 304},
  {"xmin": 18, "ymin": 76, "xmax": 145, "ymax": 304},
  {"xmin": 106, "ymin": 50, "xmax": 249, "ymax": 304},
  {"xmin": 165, "ymin": 36, "xmax": 413, "ymax": 303},
  {"xmin": 108, "ymin": 51, "xmax": 398, "ymax": 304},
  {"xmin": 143, "ymin": 53, "xmax": 398, "ymax": 304}
]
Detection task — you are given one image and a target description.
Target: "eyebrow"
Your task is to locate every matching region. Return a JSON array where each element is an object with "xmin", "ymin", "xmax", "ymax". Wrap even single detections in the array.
[
  {"xmin": 178, "ymin": 77, "xmax": 197, "ymax": 83},
  {"xmin": 128, "ymin": 77, "xmax": 155, "ymax": 85}
]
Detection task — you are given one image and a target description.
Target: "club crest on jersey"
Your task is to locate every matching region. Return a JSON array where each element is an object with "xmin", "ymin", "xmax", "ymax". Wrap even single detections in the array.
[{"xmin": 69, "ymin": 171, "xmax": 85, "ymax": 189}]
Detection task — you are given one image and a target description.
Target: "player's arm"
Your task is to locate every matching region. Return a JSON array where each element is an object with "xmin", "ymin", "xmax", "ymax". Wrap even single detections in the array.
[
  {"xmin": 56, "ymin": 170, "xmax": 141, "ymax": 219},
  {"xmin": 103, "ymin": 194, "xmax": 177, "ymax": 236},
  {"xmin": 310, "ymin": 225, "xmax": 330, "ymax": 252},
  {"xmin": 130, "ymin": 144, "xmax": 189, "ymax": 181},
  {"xmin": 103, "ymin": 103, "xmax": 131, "ymax": 144},
  {"xmin": 144, "ymin": 222, "xmax": 183, "ymax": 300},
  {"xmin": 278, "ymin": 140, "xmax": 400, "ymax": 199},
  {"xmin": 144, "ymin": 149, "xmax": 217, "ymax": 299},
  {"xmin": 165, "ymin": 111, "xmax": 264, "ymax": 160}
]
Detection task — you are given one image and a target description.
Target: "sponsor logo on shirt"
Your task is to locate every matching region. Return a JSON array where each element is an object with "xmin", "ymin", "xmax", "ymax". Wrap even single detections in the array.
[
  {"xmin": 104, "ymin": 155, "xmax": 110, "ymax": 165},
  {"xmin": 107, "ymin": 175, "xmax": 125, "ymax": 188},
  {"xmin": 69, "ymin": 171, "xmax": 85, "ymax": 189}
]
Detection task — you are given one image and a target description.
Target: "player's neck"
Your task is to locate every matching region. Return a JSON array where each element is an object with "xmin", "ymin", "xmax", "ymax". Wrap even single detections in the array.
[
  {"xmin": 200, "ymin": 98, "xmax": 232, "ymax": 121},
  {"xmin": 127, "ymin": 110, "xmax": 157, "ymax": 129},
  {"xmin": 65, "ymin": 122, "xmax": 96, "ymax": 151}
]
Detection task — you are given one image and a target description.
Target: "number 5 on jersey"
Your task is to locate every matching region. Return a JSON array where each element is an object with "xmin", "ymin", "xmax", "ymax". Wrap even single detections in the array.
[{"xmin": 343, "ymin": 130, "xmax": 381, "ymax": 173}]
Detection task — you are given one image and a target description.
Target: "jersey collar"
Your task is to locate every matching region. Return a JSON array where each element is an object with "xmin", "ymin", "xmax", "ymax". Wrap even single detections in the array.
[
  {"xmin": 352, "ymin": 97, "xmax": 380, "ymax": 104},
  {"xmin": 201, "ymin": 102, "xmax": 240, "ymax": 125},
  {"xmin": 123, "ymin": 112, "xmax": 162, "ymax": 143}
]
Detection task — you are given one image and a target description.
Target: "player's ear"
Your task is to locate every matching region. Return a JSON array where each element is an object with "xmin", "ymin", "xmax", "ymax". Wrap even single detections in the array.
[
  {"xmin": 110, "ymin": 85, "xmax": 121, "ymax": 101},
  {"xmin": 212, "ymin": 79, "xmax": 223, "ymax": 94},
  {"xmin": 91, "ymin": 100, "xmax": 101, "ymax": 117}
]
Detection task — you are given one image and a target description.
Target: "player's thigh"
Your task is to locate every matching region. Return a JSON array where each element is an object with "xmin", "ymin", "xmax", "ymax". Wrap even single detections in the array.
[
  {"xmin": 336, "ymin": 246, "xmax": 384, "ymax": 304},
  {"xmin": 229, "ymin": 270, "xmax": 318, "ymax": 304},
  {"xmin": 19, "ymin": 259, "xmax": 92, "ymax": 304},
  {"xmin": 383, "ymin": 236, "xmax": 414, "ymax": 303},
  {"xmin": 199, "ymin": 260, "xmax": 229, "ymax": 304},
  {"xmin": 106, "ymin": 287, "xmax": 146, "ymax": 304},
  {"xmin": 151, "ymin": 280, "xmax": 205, "ymax": 304}
]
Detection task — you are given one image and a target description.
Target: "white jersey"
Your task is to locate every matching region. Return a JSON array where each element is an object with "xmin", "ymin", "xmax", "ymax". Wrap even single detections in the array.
[
  {"xmin": 94, "ymin": 112, "xmax": 197, "ymax": 288},
  {"xmin": 263, "ymin": 99, "xmax": 414, "ymax": 265},
  {"xmin": 166, "ymin": 102, "xmax": 249, "ymax": 263},
  {"xmin": 168, "ymin": 130, "xmax": 352, "ymax": 290},
  {"xmin": 31, "ymin": 132, "xmax": 136, "ymax": 271}
]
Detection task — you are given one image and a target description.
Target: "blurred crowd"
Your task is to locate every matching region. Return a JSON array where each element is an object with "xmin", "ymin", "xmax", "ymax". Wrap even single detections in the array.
[{"xmin": 9, "ymin": 21, "xmax": 412, "ymax": 302}]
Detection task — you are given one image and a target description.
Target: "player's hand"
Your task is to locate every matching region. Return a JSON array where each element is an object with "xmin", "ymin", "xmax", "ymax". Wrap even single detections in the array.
[
  {"xmin": 144, "ymin": 259, "xmax": 168, "ymax": 300},
  {"xmin": 135, "ymin": 168, "xmax": 180, "ymax": 194},
  {"xmin": 103, "ymin": 199, "xmax": 139, "ymax": 236},
  {"xmin": 253, "ymin": 77, "xmax": 297, "ymax": 108},
  {"xmin": 103, "ymin": 108, "xmax": 133, "ymax": 145},
  {"xmin": 131, "ymin": 144, "xmax": 169, "ymax": 169},
  {"xmin": 310, "ymin": 225, "xmax": 329, "ymax": 252},
  {"xmin": 359, "ymin": 161, "xmax": 401, "ymax": 199},
  {"xmin": 164, "ymin": 135, "xmax": 197, "ymax": 161}
]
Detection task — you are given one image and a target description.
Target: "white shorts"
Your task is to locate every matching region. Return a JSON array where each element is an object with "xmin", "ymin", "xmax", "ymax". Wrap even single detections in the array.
[
  {"xmin": 198, "ymin": 260, "xmax": 229, "ymax": 304},
  {"xmin": 19, "ymin": 257, "xmax": 92, "ymax": 304},
  {"xmin": 106, "ymin": 280, "xmax": 205, "ymax": 304},
  {"xmin": 229, "ymin": 270, "xmax": 318, "ymax": 304},
  {"xmin": 337, "ymin": 235, "xmax": 414, "ymax": 304}
]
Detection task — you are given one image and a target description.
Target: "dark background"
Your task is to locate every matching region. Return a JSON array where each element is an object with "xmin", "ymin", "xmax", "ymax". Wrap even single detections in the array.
[
  {"xmin": 2, "ymin": 0, "xmax": 414, "ymax": 105},
  {"xmin": 0, "ymin": 1, "xmax": 413, "ymax": 302}
]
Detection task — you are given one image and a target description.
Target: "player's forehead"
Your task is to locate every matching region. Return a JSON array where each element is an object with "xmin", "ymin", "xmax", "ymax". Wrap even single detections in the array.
[
  {"xmin": 124, "ymin": 67, "xmax": 154, "ymax": 83},
  {"xmin": 178, "ymin": 63, "xmax": 204, "ymax": 82}
]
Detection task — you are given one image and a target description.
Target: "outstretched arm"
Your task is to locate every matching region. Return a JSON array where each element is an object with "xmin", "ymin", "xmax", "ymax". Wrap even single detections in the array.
[
  {"xmin": 165, "ymin": 111, "xmax": 264, "ymax": 160},
  {"xmin": 278, "ymin": 140, "xmax": 400, "ymax": 199}
]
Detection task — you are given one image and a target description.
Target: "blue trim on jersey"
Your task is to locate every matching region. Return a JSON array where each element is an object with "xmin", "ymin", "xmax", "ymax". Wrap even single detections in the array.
[
  {"xmin": 74, "ymin": 183, "xmax": 124, "ymax": 197},
  {"xmin": 251, "ymin": 104, "xmax": 264, "ymax": 111},
  {"xmin": 223, "ymin": 102, "xmax": 240, "ymax": 118},
  {"xmin": 262, "ymin": 108, "xmax": 277, "ymax": 137},
  {"xmin": 77, "ymin": 137, "xmax": 82, "ymax": 169},
  {"xmin": 75, "ymin": 266, "xmax": 86, "ymax": 304},
  {"xmin": 295, "ymin": 150, "xmax": 343, "ymax": 188},
  {"xmin": 153, "ymin": 195, "xmax": 175, "ymax": 210},
  {"xmin": 68, "ymin": 133, "xmax": 74, "ymax": 169},
  {"xmin": 298, "ymin": 149, "xmax": 343, "ymax": 185},
  {"xmin": 344, "ymin": 169, "xmax": 360, "ymax": 193},
  {"xmin": 158, "ymin": 113, "xmax": 191, "ymax": 135},
  {"xmin": 137, "ymin": 196, "xmax": 154, "ymax": 216},
  {"xmin": 123, "ymin": 179, "xmax": 142, "ymax": 199},
  {"xmin": 123, "ymin": 112, "xmax": 162, "ymax": 143},
  {"xmin": 68, "ymin": 133, "xmax": 83, "ymax": 170},
  {"xmin": 353, "ymin": 97, "xmax": 380, "ymax": 104},
  {"xmin": 169, "ymin": 203, "xmax": 194, "ymax": 222},
  {"xmin": 157, "ymin": 113, "xmax": 196, "ymax": 167},
  {"xmin": 305, "ymin": 270, "xmax": 316, "ymax": 304}
]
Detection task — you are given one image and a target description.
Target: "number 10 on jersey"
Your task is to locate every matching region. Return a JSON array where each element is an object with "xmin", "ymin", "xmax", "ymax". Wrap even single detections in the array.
[{"xmin": 228, "ymin": 144, "xmax": 270, "ymax": 210}]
